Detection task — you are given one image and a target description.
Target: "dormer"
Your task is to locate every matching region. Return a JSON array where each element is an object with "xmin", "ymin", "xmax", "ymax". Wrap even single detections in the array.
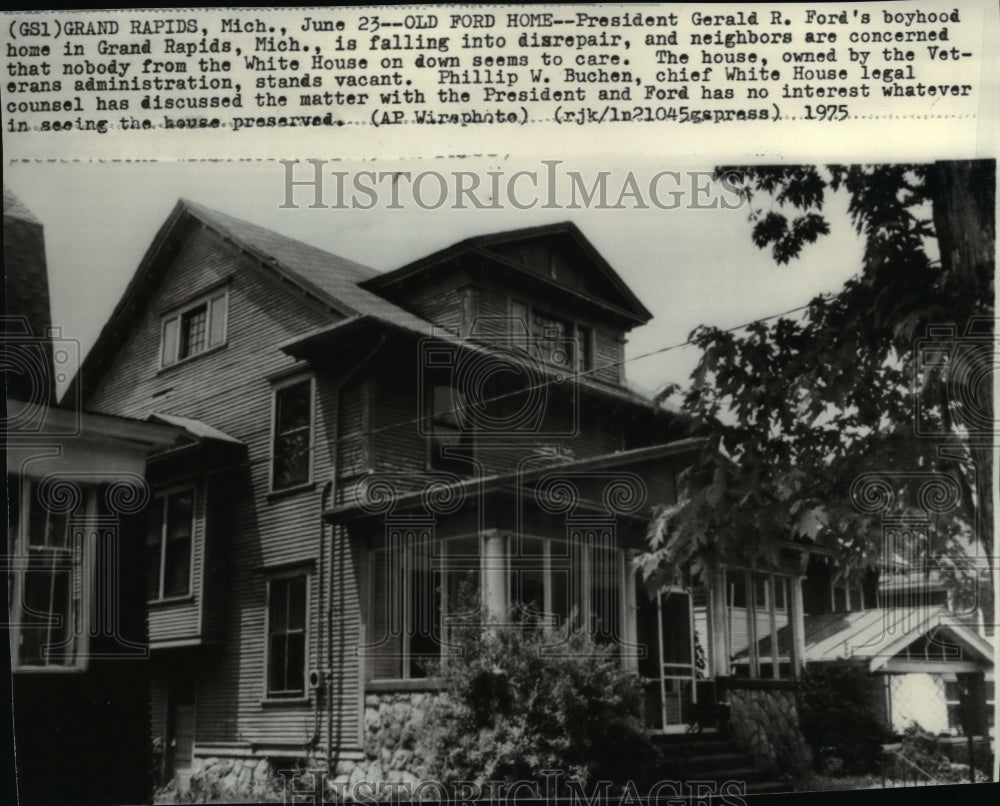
[{"xmin": 360, "ymin": 222, "xmax": 652, "ymax": 387}]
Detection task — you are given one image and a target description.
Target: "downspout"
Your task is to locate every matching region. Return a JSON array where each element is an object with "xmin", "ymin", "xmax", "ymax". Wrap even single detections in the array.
[{"xmin": 314, "ymin": 480, "xmax": 332, "ymax": 754}]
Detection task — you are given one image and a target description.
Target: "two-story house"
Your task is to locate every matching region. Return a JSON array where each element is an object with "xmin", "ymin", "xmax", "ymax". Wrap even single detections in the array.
[{"xmin": 69, "ymin": 200, "xmax": 830, "ymax": 790}]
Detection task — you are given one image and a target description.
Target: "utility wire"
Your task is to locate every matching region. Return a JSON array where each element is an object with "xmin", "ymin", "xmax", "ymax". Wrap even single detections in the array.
[{"xmin": 339, "ymin": 302, "xmax": 813, "ymax": 444}]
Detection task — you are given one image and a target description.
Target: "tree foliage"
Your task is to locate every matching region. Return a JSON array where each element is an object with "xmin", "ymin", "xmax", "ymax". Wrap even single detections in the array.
[{"xmin": 642, "ymin": 163, "xmax": 995, "ymax": 609}]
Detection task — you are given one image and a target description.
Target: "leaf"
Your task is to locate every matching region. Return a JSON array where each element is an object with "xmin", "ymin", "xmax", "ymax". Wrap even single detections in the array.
[{"xmin": 794, "ymin": 505, "xmax": 828, "ymax": 540}]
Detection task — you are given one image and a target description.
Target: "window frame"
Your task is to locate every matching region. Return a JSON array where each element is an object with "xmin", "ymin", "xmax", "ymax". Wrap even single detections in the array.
[
  {"xmin": 146, "ymin": 484, "xmax": 197, "ymax": 604},
  {"xmin": 10, "ymin": 479, "xmax": 94, "ymax": 672},
  {"xmin": 726, "ymin": 568, "xmax": 795, "ymax": 680},
  {"xmin": 263, "ymin": 571, "xmax": 310, "ymax": 701},
  {"xmin": 507, "ymin": 296, "xmax": 586, "ymax": 373},
  {"xmin": 270, "ymin": 373, "xmax": 315, "ymax": 493},
  {"xmin": 160, "ymin": 286, "xmax": 229, "ymax": 369},
  {"xmin": 365, "ymin": 532, "xmax": 630, "ymax": 682}
]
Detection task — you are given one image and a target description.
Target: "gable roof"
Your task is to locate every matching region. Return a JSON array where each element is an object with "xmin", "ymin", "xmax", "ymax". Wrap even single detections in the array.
[
  {"xmin": 360, "ymin": 221, "xmax": 654, "ymax": 325},
  {"xmin": 737, "ymin": 606, "xmax": 994, "ymax": 671},
  {"xmin": 66, "ymin": 199, "xmax": 438, "ymax": 402}
]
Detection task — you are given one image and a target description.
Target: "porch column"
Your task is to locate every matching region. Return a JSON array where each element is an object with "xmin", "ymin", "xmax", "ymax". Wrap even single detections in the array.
[
  {"xmin": 789, "ymin": 575, "xmax": 806, "ymax": 677},
  {"xmin": 707, "ymin": 568, "xmax": 730, "ymax": 679},
  {"xmin": 482, "ymin": 530, "xmax": 507, "ymax": 622}
]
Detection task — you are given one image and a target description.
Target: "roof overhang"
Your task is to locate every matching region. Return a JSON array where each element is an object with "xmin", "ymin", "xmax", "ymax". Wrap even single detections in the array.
[
  {"xmin": 280, "ymin": 315, "xmax": 670, "ymax": 414},
  {"xmin": 325, "ymin": 437, "xmax": 706, "ymax": 523},
  {"xmin": 360, "ymin": 221, "xmax": 653, "ymax": 326}
]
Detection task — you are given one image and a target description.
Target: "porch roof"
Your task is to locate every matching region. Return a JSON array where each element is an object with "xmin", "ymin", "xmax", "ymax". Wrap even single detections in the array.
[
  {"xmin": 147, "ymin": 411, "xmax": 243, "ymax": 445},
  {"xmin": 325, "ymin": 437, "xmax": 706, "ymax": 522},
  {"xmin": 738, "ymin": 605, "xmax": 994, "ymax": 672}
]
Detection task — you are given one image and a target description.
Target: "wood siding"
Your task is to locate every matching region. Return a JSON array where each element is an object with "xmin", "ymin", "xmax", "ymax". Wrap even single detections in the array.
[{"xmin": 84, "ymin": 227, "xmax": 364, "ymax": 752}]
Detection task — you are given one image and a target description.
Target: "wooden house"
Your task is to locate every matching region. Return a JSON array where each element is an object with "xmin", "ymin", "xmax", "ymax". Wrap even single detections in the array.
[{"xmin": 77, "ymin": 199, "xmax": 976, "ymax": 788}]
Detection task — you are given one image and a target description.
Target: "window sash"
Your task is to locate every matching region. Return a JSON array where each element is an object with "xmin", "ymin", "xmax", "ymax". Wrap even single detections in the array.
[
  {"xmin": 161, "ymin": 290, "xmax": 228, "ymax": 367},
  {"xmin": 368, "ymin": 533, "xmax": 627, "ymax": 680},
  {"xmin": 726, "ymin": 569, "xmax": 793, "ymax": 680},
  {"xmin": 272, "ymin": 379, "xmax": 313, "ymax": 490},
  {"xmin": 13, "ymin": 481, "xmax": 89, "ymax": 669},
  {"xmin": 147, "ymin": 488, "xmax": 194, "ymax": 601},
  {"xmin": 427, "ymin": 384, "xmax": 474, "ymax": 473},
  {"xmin": 267, "ymin": 576, "xmax": 307, "ymax": 696}
]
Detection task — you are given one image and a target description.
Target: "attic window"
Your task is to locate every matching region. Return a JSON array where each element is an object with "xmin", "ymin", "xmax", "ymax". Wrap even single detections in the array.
[{"xmin": 161, "ymin": 289, "xmax": 228, "ymax": 367}]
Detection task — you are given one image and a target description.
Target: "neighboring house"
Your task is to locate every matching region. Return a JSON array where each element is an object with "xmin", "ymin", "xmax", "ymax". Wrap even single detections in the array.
[
  {"xmin": 4, "ymin": 188, "xmax": 180, "ymax": 806},
  {"xmin": 66, "ymin": 200, "xmax": 850, "ymax": 787},
  {"xmin": 739, "ymin": 552, "xmax": 994, "ymax": 751}
]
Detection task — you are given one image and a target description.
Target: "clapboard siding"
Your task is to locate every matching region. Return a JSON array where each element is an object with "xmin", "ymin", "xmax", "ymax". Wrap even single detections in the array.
[{"xmin": 84, "ymin": 226, "xmax": 365, "ymax": 751}]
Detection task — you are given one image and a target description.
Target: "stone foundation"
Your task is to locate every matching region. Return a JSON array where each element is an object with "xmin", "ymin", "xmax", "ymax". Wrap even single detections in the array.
[
  {"xmin": 156, "ymin": 690, "xmax": 439, "ymax": 802},
  {"xmin": 724, "ymin": 684, "xmax": 813, "ymax": 776}
]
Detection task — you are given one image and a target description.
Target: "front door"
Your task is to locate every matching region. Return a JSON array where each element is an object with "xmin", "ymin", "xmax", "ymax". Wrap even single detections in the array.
[{"xmin": 638, "ymin": 587, "xmax": 697, "ymax": 731}]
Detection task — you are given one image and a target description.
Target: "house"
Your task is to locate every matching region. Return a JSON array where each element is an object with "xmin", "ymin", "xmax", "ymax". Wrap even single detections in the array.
[
  {"xmin": 68, "ymin": 199, "xmax": 834, "ymax": 790},
  {"xmin": 736, "ymin": 548, "xmax": 994, "ymax": 766},
  {"xmin": 4, "ymin": 188, "xmax": 180, "ymax": 806}
]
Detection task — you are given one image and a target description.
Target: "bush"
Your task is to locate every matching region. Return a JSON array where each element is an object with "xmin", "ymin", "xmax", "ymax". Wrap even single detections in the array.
[
  {"xmin": 796, "ymin": 660, "xmax": 890, "ymax": 775},
  {"xmin": 420, "ymin": 599, "xmax": 660, "ymax": 791},
  {"xmin": 889, "ymin": 725, "xmax": 967, "ymax": 784}
]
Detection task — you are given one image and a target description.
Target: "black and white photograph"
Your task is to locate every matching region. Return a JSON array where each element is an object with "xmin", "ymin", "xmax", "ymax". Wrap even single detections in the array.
[{"xmin": 2, "ymin": 5, "xmax": 997, "ymax": 806}]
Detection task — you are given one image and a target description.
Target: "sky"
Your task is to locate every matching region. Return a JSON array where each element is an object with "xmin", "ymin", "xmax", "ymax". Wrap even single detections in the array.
[{"xmin": 3, "ymin": 157, "xmax": 866, "ymax": 400}]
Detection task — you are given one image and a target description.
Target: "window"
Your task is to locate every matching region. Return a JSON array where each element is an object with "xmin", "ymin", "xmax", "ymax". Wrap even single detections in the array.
[
  {"xmin": 267, "ymin": 575, "xmax": 307, "ymax": 698},
  {"xmin": 727, "ymin": 570, "xmax": 794, "ymax": 680},
  {"xmin": 427, "ymin": 384, "xmax": 474, "ymax": 474},
  {"xmin": 509, "ymin": 299, "xmax": 576, "ymax": 369},
  {"xmin": 369, "ymin": 535, "xmax": 481, "ymax": 680},
  {"xmin": 530, "ymin": 309, "xmax": 574, "ymax": 369},
  {"xmin": 367, "ymin": 533, "xmax": 627, "ymax": 681},
  {"xmin": 337, "ymin": 377, "xmax": 369, "ymax": 480},
  {"xmin": 15, "ymin": 481, "xmax": 88, "ymax": 667},
  {"xmin": 832, "ymin": 576, "xmax": 864, "ymax": 612},
  {"xmin": 161, "ymin": 288, "xmax": 228, "ymax": 367},
  {"xmin": 147, "ymin": 487, "xmax": 194, "ymax": 601},
  {"xmin": 272, "ymin": 377, "xmax": 313, "ymax": 491}
]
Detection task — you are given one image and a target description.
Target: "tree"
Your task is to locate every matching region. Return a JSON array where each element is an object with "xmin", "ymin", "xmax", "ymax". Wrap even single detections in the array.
[{"xmin": 640, "ymin": 162, "xmax": 995, "ymax": 621}]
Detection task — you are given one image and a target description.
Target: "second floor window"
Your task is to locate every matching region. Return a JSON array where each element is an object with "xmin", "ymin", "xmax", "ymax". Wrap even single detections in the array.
[
  {"xmin": 161, "ymin": 289, "xmax": 228, "ymax": 367},
  {"xmin": 272, "ymin": 377, "xmax": 313, "ymax": 490},
  {"xmin": 147, "ymin": 487, "xmax": 194, "ymax": 601},
  {"xmin": 427, "ymin": 384, "xmax": 474, "ymax": 474},
  {"xmin": 530, "ymin": 309, "xmax": 574, "ymax": 369}
]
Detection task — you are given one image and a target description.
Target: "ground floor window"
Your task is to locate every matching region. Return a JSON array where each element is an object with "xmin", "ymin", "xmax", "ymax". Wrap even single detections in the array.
[
  {"xmin": 726, "ymin": 569, "xmax": 794, "ymax": 679},
  {"xmin": 10, "ymin": 479, "xmax": 91, "ymax": 669},
  {"xmin": 365, "ymin": 530, "xmax": 628, "ymax": 680},
  {"xmin": 266, "ymin": 575, "xmax": 308, "ymax": 698}
]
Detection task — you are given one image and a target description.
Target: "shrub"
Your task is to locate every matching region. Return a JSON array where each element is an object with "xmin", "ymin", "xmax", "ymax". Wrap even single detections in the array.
[
  {"xmin": 796, "ymin": 660, "xmax": 890, "ymax": 775},
  {"xmin": 420, "ymin": 597, "xmax": 660, "ymax": 791},
  {"xmin": 889, "ymin": 724, "xmax": 966, "ymax": 784}
]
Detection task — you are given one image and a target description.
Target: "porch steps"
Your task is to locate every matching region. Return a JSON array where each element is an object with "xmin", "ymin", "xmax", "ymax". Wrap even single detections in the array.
[{"xmin": 652, "ymin": 733, "xmax": 794, "ymax": 796}]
